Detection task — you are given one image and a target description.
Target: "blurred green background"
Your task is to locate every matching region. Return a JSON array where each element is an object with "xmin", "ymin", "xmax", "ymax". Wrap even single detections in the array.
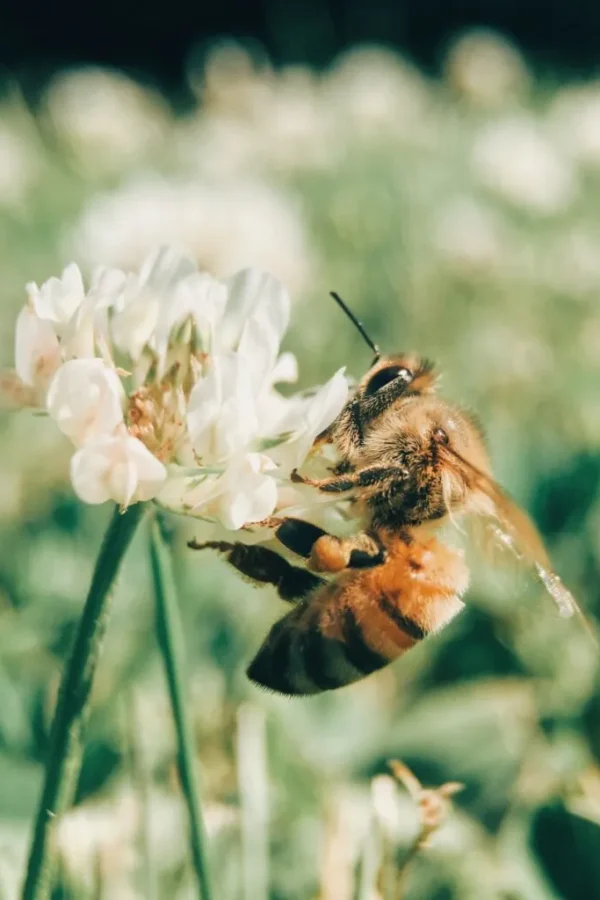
[{"xmin": 1, "ymin": 28, "xmax": 600, "ymax": 900}]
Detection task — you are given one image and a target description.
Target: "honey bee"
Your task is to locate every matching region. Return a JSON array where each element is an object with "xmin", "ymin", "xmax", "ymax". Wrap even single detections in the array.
[{"xmin": 190, "ymin": 293, "xmax": 579, "ymax": 695}]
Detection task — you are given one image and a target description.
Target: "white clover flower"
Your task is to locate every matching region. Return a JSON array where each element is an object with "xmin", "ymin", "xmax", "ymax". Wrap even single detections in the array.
[
  {"xmin": 433, "ymin": 198, "xmax": 507, "ymax": 277},
  {"xmin": 472, "ymin": 116, "xmax": 577, "ymax": 215},
  {"xmin": 71, "ymin": 432, "xmax": 167, "ymax": 506},
  {"xmin": 324, "ymin": 47, "xmax": 431, "ymax": 141},
  {"xmin": 5, "ymin": 246, "xmax": 349, "ymax": 530},
  {"xmin": 445, "ymin": 29, "xmax": 529, "ymax": 107},
  {"xmin": 66, "ymin": 174, "xmax": 314, "ymax": 299},
  {"xmin": 550, "ymin": 82, "xmax": 600, "ymax": 169},
  {"xmin": 0, "ymin": 119, "xmax": 38, "ymax": 207},
  {"xmin": 44, "ymin": 67, "xmax": 169, "ymax": 175}
]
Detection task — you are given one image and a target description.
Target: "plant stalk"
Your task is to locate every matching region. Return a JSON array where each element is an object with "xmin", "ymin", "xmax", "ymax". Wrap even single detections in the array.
[
  {"xmin": 149, "ymin": 519, "xmax": 213, "ymax": 900},
  {"xmin": 21, "ymin": 502, "xmax": 146, "ymax": 900}
]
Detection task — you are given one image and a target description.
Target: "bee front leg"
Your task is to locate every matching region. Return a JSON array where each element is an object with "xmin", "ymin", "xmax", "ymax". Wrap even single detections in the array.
[{"xmin": 291, "ymin": 464, "xmax": 408, "ymax": 492}]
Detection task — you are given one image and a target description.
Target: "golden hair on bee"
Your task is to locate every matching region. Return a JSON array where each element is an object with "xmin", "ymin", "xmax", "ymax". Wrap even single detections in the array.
[{"xmin": 189, "ymin": 293, "xmax": 583, "ymax": 695}]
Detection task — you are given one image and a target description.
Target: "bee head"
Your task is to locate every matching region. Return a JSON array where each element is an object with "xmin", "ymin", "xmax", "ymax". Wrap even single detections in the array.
[{"xmin": 359, "ymin": 354, "xmax": 438, "ymax": 400}]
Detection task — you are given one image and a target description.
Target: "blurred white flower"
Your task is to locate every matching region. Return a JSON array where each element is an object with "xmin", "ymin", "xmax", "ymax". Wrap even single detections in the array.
[
  {"xmin": 195, "ymin": 40, "xmax": 272, "ymax": 118},
  {"xmin": 325, "ymin": 46, "xmax": 431, "ymax": 141},
  {"xmin": 71, "ymin": 432, "xmax": 167, "ymax": 506},
  {"xmin": 180, "ymin": 66, "xmax": 339, "ymax": 176},
  {"xmin": 445, "ymin": 29, "xmax": 529, "ymax": 107},
  {"xmin": 472, "ymin": 116, "xmax": 577, "ymax": 215},
  {"xmin": 8, "ymin": 246, "xmax": 347, "ymax": 529},
  {"xmin": 371, "ymin": 775, "xmax": 406, "ymax": 841},
  {"xmin": 67, "ymin": 174, "xmax": 313, "ymax": 298},
  {"xmin": 45, "ymin": 67, "xmax": 169, "ymax": 174},
  {"xmin": 0, "ymin": 120, "xmax": 37, "ymax": 206},
  {"xmin": 46, "ymin": 358, "xmax": 125, "ymax": 446},
  {"xmin": 550, "ymin": 82, "xmax": 600, "ymax": 169},
  {"xmin": 256, "ymin": 68, "xmax": 338, "ymax": 170},
  {"xmin": 433, "ymin": 198, "xmax": 507, "ymax": 277}
]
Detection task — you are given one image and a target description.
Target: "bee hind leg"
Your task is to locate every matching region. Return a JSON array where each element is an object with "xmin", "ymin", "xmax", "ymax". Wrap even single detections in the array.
[
  {"xmin": 309, "ymin": 531, "xmax": 386, "ymax": 573},
  {"xmin": 273, "ymin": 517, "xmax": 387, "ymax": 573},
  {"xmin": 187, "ymin": 539, "xmax": 323, "ymax": 603}
]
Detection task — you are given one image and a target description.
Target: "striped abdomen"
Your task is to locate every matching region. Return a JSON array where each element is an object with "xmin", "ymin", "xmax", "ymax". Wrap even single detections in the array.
[{"xmin": 247, "ymin": 534, "xmax": 469, "ymax": 695}]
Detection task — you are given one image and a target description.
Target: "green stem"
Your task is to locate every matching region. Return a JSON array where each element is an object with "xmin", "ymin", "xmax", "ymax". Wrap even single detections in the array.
[
  {"xmin": 149, "ymin": 519, "xmax": 213, "ymax": 900},
  {"xmin": 21, "ymin": 503, "xmax": 146, "ymax": 900}
]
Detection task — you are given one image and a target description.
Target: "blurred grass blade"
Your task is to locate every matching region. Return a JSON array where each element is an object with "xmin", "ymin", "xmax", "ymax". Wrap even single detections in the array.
[
  {"xmin": 236, "ymin": 704, "xmax": 269, "ymax": 900},
  {"xmin": 21, "ymin": 503, "xmax": 146, "ymax": 900},
  {"xmin": 122, "ymin": 692, "xmax": 156, "ymax": 900},
  {"xmin": 149, "ymin": 518, "xmax": 212, "ymax": 900},
  {"xmin": 354, "ymin": 813, "xmax": 382, "ymax": 900}
]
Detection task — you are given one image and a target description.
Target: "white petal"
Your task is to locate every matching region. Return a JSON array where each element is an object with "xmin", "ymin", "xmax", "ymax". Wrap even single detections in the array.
[
  {"xmin": 220, "ymin": 472, "xmax": 278, "ymax": 530},
  {"xmin": 88, "ymin": 266, "xmax": 128, "ymax": 306},
  {"xmin": 70, "ymin": 440, "xmax": 113, "ymax": 504},
  {"xmin": 138, "ymin": 245, "xmax": 196, "ymax": 292},
  {"xmin": 187, "ymin": 354, "xmax": 258, "ymax": 462},
  {"xmin": 14, "ymin": 305, "xmax": 61, "ymax": 389},
  {"xmin": 154, "ymin": 271, "xmax": 227, "ymax": 368},
  {"xmin": 63, "ymin": 266, "xmax": 128, "ymax": 362},
  {"xmin": 111, "ymin": 247, "xmax": 198, "ymax": 361},
  {"xmin": 60, "ymin": 301, "xmax": 97, "ymax": 361},
  {"xmin": 222, "ymin": 269, "xmax": 290, "ymax": 351},
  {"xmin": 46, "ymin": 358, "xmax": 125, "ymax": 446},
  {"xmin": 268, "ymin": 368, "xmax": 349, "ymax": 469},
  {"xmin": 110, "ymin": 273, "xmax": 161, "ymax": 361},
  {"xmin": 31, "ymin": 263, "xmax": 86, "ymax": 329},
  {"xmin": 70, "ymin": 434, "xmax": 166, "ymax": 505},
  {"xmin": 271, "ymin": 352, "xmax": 298, "ymax": 385},
  {"xmin": 214, "ymin": 454, "xmax": 279, "ymax": 529},
  {"xmin": 123, "ymin": 436, "xmax": 169, "ymax": 501},
  {"xmin": 108, "ymin": 455, "xmax": 139, "ymax": 507},
  {"xmin": 160, "ymin": 453, "xmax": 278, "ymax": 529}
]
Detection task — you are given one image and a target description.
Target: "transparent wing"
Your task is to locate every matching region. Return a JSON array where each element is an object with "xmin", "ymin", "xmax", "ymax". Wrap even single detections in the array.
[{"xmin": 445, "ymin": 446, "xmax": 580, "ymax": 621}]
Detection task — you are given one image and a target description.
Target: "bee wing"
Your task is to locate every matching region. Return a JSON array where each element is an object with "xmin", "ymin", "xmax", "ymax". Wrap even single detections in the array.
[{"xmin": 447, "ymin": 447, "xmax": 581, "ymax": 621}]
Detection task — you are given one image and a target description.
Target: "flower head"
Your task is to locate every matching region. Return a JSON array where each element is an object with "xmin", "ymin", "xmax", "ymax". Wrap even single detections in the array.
[{"xmin": 5, "ymin": 246, "xmax": 348, "ymax": 529}]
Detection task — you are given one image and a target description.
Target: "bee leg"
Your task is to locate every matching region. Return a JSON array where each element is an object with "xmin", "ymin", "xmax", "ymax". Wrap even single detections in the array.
[
  {"xmin": 291, "ymin": 464, "xmax": 408, "ymax": 493},
  {"xmin": 309, "ymin": 531, "xmax": 386, "ymax": 573},
  {"xmin": 187, "ymin": 540, "xmax": 323, "ymax": 602},
  {"xmin": 310, "ymin": 422, "xmax": 336, "ymax": 451},
  {"xmin": 275, "ymin": 518, "xmax": 329, "ymax": 558},
  {"xmin": 274, "ymin": 517, "xmax": 386, "ymax": 572}
]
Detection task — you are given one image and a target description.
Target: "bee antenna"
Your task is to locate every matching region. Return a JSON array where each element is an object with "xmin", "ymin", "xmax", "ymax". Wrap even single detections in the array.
[{"xmin": 329, "ymin": 291, "xmax": 381, "ymax": 363}]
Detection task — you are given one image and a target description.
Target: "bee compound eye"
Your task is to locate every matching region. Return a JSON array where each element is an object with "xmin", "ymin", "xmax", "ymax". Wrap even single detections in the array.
[
  {"xmin": 433, "ymin": 427, "xmax": 449, "ymax": 445},
  {"xmin": 364, "ymin": 365, "xmax": 413, "ymax": 396}
]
